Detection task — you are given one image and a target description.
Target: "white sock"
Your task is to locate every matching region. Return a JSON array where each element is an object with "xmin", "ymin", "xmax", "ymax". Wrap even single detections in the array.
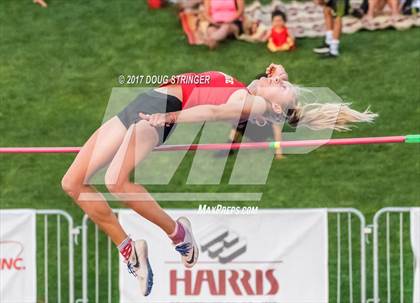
[
  {"xmin": 118, "ymin": 237, "xmax": 133, "ymax": 261},
  {"xmin": 330, "ymin": 39, "xmax": 340, "ymax": 55},
  {"xmin": 325, "ymin": 31, "xmax": 333, "ymax": 45}
]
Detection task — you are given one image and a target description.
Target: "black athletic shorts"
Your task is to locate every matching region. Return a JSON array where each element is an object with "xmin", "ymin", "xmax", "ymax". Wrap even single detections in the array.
[
  {"xmin": 116, "ymin": 90, "xmax": 182, "ymax": 144},
  {"xmin": 326, "ymin": 0, "xmax": 350, "ymax": 17}
]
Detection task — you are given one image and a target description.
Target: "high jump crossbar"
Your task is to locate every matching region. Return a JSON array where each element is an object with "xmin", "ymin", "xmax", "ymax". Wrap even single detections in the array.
[{"xmin": 0, "ymin": 134, "xmax": 419, "ymax": 154}]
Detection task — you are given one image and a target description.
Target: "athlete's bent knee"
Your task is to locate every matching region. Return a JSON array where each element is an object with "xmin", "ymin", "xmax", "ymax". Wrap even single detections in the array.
[{"xmin": 61, "ymin": 174, "xmax": 82, "ymax": 200}]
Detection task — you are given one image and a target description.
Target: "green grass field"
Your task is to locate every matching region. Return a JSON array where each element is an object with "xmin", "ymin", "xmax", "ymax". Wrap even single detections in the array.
[{"xmin": 0, "ymin": 0, "xmax": 419, "ymax": 302}]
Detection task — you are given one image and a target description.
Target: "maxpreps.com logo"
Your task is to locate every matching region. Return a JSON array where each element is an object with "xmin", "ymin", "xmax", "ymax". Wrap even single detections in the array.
[
  {"xmin": 0, "ymin": 241, "xmax": 26, "ymax": 271},
  {"xmin": 169, "ymin": 227, "xmax": 280, "ymax": 296}
]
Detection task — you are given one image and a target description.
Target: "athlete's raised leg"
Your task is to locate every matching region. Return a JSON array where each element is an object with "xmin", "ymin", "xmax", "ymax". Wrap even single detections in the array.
[
  {"xmin": 105, "ymin": 120, "xmax": 176, "ymax": 234},
  {"xmin": 105, "ymin": 120, "xmax": 199, "ymax": 268},
  {"xmin": 61, "ymin": 116, "xmax": 128, "ymax": 245},
  {"xmin": 104, "ymin": 120, "xmax": 166, "ymax": 296}
]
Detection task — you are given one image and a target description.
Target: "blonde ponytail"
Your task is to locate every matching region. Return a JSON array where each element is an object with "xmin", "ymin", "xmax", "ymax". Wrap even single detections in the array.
[{"xmin": 288, "ymin": 102, "xmax": 378, "ymax": 131}]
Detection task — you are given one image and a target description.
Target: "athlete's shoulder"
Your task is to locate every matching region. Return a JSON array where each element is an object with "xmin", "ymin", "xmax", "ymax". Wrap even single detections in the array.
[
  {"xmin": 199, "ymin": 71, "xmax": 228, "ymax": 78},
  {"xmin": 205, "ymin": 71, "xmax": 246, "ymax": 86},
  {"xmin": 227, "ymin": 88, "xmax": 250, "ymax": 102}
]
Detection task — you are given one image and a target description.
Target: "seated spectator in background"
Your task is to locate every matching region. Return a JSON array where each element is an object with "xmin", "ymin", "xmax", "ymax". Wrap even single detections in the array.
[
  {"xmin": 313, "ymin": 0, "xmax": 349, "ymax": 58},
  {"xmin": 267, "ymin": 10, "xmax": 295, "ymax": 52},
  {"xmin": 354, "ymin": 0, "xmax": 415, "ymax": 21},
  {"xmin": 365, "ymin": 0, "xmax": 400, "ymax": 20},
  {"xmin": 34, "ymin": 0, "xmax": 47, "ymax": 8},
  {"xmin": 203, "ymin": 0, "xmax": 245, "ymax": 48},
  {"xmin": 401, "ymin": 0, "xmax": 420, "ymax": 14}
]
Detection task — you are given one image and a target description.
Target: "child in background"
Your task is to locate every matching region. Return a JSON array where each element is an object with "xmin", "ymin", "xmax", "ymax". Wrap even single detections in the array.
[{"xmin": 267, "ymin": 10, "xmax": 295, "ymax": 52}]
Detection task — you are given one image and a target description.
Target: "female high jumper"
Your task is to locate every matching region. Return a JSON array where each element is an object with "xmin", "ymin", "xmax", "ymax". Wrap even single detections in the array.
[{"xmin": 61, "ymin": 64, "xmax": 376, "ymax": 296}]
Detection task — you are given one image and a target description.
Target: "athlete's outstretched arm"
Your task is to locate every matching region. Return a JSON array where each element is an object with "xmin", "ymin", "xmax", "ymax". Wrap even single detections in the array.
[{"xmin": 139, "ymin": 91, "xmax": 267, "ymax": 127}]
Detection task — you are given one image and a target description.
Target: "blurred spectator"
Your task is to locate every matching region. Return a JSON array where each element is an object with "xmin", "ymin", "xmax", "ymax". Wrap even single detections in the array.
[
  {"xmin": 239, "ymin": 19, "xmax": 269, "ymax": 43},
  {"xmin": 148, "ymin": 0, "xmax": 162, "ymax": 9},
  {"xmin": 312, "ymin": 0, "xmax": 349, "ymax": 58},
  {"xmin": 203, "ymin": 0, "xmax": 245, "ymax": 48},
  {"xmin": 267, "ymin": 10, "xmax": 295, "ymax": 52},
  {"xmin": 401, "ymin": 0, "xmax": 420, "ymax": 14},
  {"xmin": 34, "ymin": 0, "xmax": 47, "ymax": 8},
  {"xmin": 365, "ymin": 0, "xmax": 400, "ymax": 20}
]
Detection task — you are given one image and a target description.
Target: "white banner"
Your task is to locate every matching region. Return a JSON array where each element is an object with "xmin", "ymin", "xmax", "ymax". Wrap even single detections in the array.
[
  {"xmin": 411, "ymin": 208, "xmax": 420, "ymax": 303},
  {"xmin": 119, "ymin": 209, "xmax": 328, "ymax": 303},
  {"xmin": 0, "ymin": 209, "xmax": 37, "ymax": 303}
]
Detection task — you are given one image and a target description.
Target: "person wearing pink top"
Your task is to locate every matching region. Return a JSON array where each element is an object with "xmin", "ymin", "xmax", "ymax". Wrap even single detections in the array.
[{"xmin": 203, "ymin": 0, "xmax": 245, "ymax": 49}]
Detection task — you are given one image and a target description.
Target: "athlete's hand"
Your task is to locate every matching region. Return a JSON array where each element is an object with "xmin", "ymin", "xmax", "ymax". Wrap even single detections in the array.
[
  {"xmin": 139, "ymin": 113, "xmax": 166, "ymax": 127},
  {"xmin": 266, "ymin": 63, "xmax": 288, "ymax": 81},
  {"xmin": 139, "ymin": 112, "xmax": 177, "ymax": 127}
]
